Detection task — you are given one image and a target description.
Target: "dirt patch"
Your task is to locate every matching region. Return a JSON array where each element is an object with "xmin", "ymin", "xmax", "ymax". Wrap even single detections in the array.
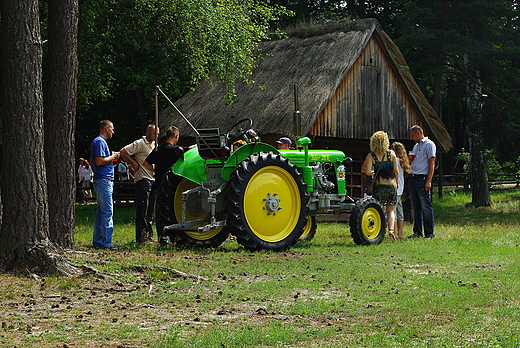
[{"xmin": 0, "ymin": 249, "xmax": 217, "ymax": 348}]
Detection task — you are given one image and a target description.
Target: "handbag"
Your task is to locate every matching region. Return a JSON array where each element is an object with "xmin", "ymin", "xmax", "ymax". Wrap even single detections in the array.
[
  {"xmin": 364, "ymin": 175, "xmax": 376, "ymax": 195},
  {"xmin": 364, "ymin": 152, "xmax": 383, "ymax": 195}
]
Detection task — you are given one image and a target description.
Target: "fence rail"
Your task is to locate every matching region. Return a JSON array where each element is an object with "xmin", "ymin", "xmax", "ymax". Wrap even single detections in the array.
[
  {"xmin": 432, "ymin": 173, "xmax": 520, "ymax": 189},
  {"xmin": 76, "ymin": 181, "xmax": 136, "ymax": 206}
]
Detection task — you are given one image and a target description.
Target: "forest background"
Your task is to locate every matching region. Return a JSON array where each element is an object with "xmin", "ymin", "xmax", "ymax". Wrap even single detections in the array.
[{"xmin": 69, "ymin": 0, "xmax": 520, "ymax": 176}]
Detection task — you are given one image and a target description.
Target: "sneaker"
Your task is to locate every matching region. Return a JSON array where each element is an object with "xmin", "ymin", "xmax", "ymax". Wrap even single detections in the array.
[
  {"xmin": 407, "ymin": 234, "xmax": 423, "ymax": 239},
  {"xmin": 424, "ymin": 234, "xmax": 435, "ymax": 239}
]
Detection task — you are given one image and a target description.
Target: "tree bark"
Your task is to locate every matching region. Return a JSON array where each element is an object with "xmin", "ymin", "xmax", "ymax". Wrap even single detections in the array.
[
  {"xmin": 44, "ymin": 0, "xmax": 79, "ymax": 248},
  {"xmin": 464, "ymin": 54, "xmax": 491, "ymax": 207},
  {"xmin": 0, "ymin": 0, "xmax": 80, "ymax": 276}
]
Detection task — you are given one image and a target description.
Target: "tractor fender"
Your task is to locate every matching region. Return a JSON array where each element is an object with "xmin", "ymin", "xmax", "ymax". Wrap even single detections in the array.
[
  {"xmin": 172, "ymin": 142, "xmax": 280, "ymax": 184},
  {"xmin": 220, "ymin": 142, "xmax": 279, "ymax": 181},
  {"xmin": 172, "ymin": 146, "xmax": 208, "ymax": 184}
]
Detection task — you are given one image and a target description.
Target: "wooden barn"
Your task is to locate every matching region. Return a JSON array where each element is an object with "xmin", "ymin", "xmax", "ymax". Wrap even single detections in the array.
[{"xmin": 159, "ymin": 18, "xmax": 452, "ymax": 199}]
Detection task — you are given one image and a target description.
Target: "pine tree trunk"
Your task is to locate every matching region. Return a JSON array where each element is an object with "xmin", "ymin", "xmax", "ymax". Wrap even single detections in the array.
[
  {"xmin": 44, "ymin": 0, "xmax": 79, "ymax": 248},
  {"xmin": 464, "ymin": 55, "xmax": 491, "ymax": 207},
  {"xmin": 468, "ymin": 129, "xmax": 491, "ymax": 206},
  {"xmin": 0, "ymin": 0, "xmax": 79, "ymax": 276}
]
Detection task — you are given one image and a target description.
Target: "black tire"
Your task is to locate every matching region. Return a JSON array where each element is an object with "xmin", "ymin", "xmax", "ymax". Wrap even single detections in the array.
[
  {"xmin": 349, "ymin": 197, "xmax": 386, "ymax": 245},
  {"xmin": 226, "ymin": 152, "xmax": 308, "ymax": 251},
  {"xmin": 156, "ymin": 171, "xmax": 229, "ymax": 247},
  {"xmin": 298, "ymin": 215, "xmax": 317, "ymax": 241}
]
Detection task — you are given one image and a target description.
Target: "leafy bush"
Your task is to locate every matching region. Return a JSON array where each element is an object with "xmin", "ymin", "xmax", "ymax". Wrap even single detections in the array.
[{"xmin": 483, "ymin": 149, "xmax": 520, "ymax": 175}]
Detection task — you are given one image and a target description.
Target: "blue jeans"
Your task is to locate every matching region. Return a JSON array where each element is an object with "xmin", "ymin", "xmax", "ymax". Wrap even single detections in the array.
[
  {"xmin": 92, "ymin": 179, "xmax": 114, "ymax": 248},
  {"xmin": 409, "ymin": 175, "xmax": 435, "ymax": 236}
]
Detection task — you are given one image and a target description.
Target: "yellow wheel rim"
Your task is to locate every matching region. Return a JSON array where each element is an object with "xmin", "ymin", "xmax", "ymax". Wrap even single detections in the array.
[
  {"xmin": 361, "ymin": 206, "xmax": 382, "ymax": 239},
  {"xmin": 300, "ymin": 216, "xmax": 313, "ymax": 238},
  {"xmin": 244, "ymin": 166, "xmax": 301, "ymax": 242},
  {"xmin": 173, "ymin": 178, "xmax": 223, "ymax": 240}
]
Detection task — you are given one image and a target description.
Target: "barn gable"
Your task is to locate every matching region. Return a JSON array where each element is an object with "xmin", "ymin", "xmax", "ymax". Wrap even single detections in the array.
[
  {"xmin": 311, "ymin": 32, "xmax": 414, "ymax": 140},
  {"xmin": 160, "ymin": 18, "xmax": 451, "ymax": 154}
]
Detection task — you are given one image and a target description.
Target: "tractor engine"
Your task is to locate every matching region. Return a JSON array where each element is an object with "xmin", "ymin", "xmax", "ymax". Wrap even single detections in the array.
[{"xmin": 307, "ymin": 161, "xmax": 347, "ymax": 213}]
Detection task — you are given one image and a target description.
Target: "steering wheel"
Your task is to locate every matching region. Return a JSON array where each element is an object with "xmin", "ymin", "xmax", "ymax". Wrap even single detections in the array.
[{"xmin": 225, "ymin": 118, "xmax": 253, "ymax": 142}]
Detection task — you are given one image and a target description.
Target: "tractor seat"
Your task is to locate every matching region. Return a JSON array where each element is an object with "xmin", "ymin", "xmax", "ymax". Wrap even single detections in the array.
[{"xmin": 197, "ymin": 128, "xmax": 225, "ymax": 160}]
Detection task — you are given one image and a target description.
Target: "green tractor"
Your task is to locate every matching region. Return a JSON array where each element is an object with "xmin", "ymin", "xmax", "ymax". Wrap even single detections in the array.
[{"xmin": 156, "ymin": 118, "xmax": 386, "ymax": 251}]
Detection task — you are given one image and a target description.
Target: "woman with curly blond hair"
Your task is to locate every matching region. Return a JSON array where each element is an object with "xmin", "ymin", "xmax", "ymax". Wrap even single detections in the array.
[
  {"xmin": 363, "ymin": 131, "xmax": 399, "ymax": 240},
  {"xmin": 391, "ymin": 142, "xmax": 410, "ymax": 239}
]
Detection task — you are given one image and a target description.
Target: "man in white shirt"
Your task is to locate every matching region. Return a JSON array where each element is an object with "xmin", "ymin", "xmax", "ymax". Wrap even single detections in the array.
[
  {"xmin": 120, "ymin": 124, "xmax": 157, "ymax": 244},
  {"xmin": 408, "ymin": 125, "xmax": 436, "ymax": 239}
]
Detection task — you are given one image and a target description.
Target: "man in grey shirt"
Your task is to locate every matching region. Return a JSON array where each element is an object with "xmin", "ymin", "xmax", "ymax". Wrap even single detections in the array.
[{"xmin": 408, "ymin": 125, "xmax": 436, "ymax": 238}]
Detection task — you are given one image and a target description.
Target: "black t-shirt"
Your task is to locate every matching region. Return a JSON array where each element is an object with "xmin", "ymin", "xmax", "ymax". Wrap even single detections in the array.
[{"xmin": 145, "ymin": 142, "xmax": 184, "ymax": 188}]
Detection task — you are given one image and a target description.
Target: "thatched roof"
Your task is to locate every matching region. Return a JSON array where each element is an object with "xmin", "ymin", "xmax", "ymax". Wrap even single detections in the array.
[{"xmin": 160, "ymin": 18, "xmax": 452, "ymax": 153}]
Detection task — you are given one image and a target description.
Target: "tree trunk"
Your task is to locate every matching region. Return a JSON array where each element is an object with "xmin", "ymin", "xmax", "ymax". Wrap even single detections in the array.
[
  {"xmin": 44, "ymin": 0, "xmax": 79, "ymax": 248},
  {"xmin": 0, "ymin": 0, "xmax": 79, "ymax": 276},
  {"xmin": 464, "ymin": 55, "xmax": 491, "ymax": 207},
  {"xmin": 468, "ymin": 129, "xmax": 491, "ymax": 206}
]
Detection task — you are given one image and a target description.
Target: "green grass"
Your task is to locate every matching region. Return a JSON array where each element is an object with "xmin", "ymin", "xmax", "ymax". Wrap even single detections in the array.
[{"xmin": 12, "ymin": 189, "xmax": 520, "ymax": 347}]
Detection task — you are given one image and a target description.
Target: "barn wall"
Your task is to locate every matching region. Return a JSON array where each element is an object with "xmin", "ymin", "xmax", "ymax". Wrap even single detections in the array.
[{"xmin": 310, "ymin": 35, "xmax": 422, "ymax": 140}]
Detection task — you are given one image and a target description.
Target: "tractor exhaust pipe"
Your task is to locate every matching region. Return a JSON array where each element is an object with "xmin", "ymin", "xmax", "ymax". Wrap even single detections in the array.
[{"xmin": 293, "ymin": 84, "xmax": 301, "ymax": 139}]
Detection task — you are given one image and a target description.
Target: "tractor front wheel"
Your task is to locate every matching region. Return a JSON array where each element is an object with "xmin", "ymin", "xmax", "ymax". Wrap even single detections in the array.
[
  {"xmin": 227, "ymin": 152, "xmax": 308, "ymax": 251},
  {"xmin": 349, "ymin": 198, "xmax": 386, "ymax": 245}
]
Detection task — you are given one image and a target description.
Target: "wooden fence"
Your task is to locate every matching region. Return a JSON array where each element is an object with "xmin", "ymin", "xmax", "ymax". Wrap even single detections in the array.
[
  {"xmin": 76, "ymin": 181, "xmax": 136, "ymax": 206},
  {"xmin": 432, "ymin": 173, "xmax": 520, "ymax": 189},
  {"xmin": 76, "ymin": 173, "xmax": 519, "ymax": 206}
]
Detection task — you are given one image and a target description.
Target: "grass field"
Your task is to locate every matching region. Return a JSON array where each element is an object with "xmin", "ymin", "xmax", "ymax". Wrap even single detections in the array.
[{"xmin": 1, "ymin": 188, "xmax": 519, "ymax": 347}]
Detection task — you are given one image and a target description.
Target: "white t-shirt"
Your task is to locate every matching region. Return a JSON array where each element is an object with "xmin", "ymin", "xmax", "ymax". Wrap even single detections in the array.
[
  {"xmin": 77, "ymin": 165, "xmax": 93, "ymax": 183},
  {"xmin": 117, "ymin": 162, "xmax": 129, "ymax": 181},
  {"xmin": 396, "ymin": 158, "xmax": 404, "ymax": 196}
]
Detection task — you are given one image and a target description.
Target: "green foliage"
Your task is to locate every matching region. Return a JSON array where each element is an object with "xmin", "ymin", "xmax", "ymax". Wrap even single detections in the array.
[
  {"xmin": 74, "ymin": 0, "xmax": 289, "ymax": 153},
  {"xmin": 484, "ymin": 148, "xmax": 520, "ymax": 175},
  {"xmin": 78, "ymin": 0, "xmax": 284, "ymax": 110},
  {"xmin": 484, "ymin": 149, "xmax": 502, "ymax": 175}
]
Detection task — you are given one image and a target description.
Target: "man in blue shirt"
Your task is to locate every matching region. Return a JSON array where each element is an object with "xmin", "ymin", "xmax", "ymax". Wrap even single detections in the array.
[
  {"xmin": 408, "ymin": 125, "xmax": 436, "ymax": 238},
  {"xmin": 91, "ymin": 120, "xmax": 120, "ymax": 249}
]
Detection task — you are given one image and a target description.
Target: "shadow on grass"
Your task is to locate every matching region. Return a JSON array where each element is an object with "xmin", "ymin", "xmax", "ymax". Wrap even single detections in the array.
[{"xmin": 433, "ymin": 187, "xmax": 520, "ymax": 227}]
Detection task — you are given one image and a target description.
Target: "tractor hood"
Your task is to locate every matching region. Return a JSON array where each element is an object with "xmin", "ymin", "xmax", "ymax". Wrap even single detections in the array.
[{"xmin": 277, "ymin": 149, "xmax": 346, "ymax": 166}]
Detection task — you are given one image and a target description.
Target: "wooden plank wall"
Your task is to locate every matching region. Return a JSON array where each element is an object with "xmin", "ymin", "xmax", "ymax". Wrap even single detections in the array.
[{"xmin": 310, "ymin": 35, "xmax": 422, "ymax": 141}]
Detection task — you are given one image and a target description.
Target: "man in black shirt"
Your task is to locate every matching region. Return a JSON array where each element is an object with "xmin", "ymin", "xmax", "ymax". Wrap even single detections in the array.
[{"xmin": 143, "ymin": 126, "xmax": 184, "ymax": 245}]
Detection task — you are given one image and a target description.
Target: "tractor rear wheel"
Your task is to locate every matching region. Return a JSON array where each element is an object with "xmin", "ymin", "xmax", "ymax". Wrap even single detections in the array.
[
  {"xmin": 156, "ymin": 172, "xmax": 229, "ymax": 247},
  {"xmin": 298, "ymin": 215, "xmax": 317, "ymax": 241},
  {"xmin": 349, "ymin": 197, "xmax": 386, "ymax": 245},
  {"xmin": 227, "ymin": 152, "xmax": 308, "ymax": 251}
]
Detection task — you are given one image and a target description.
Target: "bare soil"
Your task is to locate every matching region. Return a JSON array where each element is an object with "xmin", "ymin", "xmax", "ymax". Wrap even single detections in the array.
[{"xmin": 0, "ymin": 250, "xmax": 210, "ymax": 348}]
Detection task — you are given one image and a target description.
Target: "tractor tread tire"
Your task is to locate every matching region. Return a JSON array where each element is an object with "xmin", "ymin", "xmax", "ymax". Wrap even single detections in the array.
[
  {"xmin": 349, "ymin": 197, "xmax": 386, "ymax": 245},
  {"xmin": 226, "ymin": 152, "xmax": 308, "ymax": 251},
  {"xmin": 298, "ymin": 215, "xmax": 317, "ymax": 241}
]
